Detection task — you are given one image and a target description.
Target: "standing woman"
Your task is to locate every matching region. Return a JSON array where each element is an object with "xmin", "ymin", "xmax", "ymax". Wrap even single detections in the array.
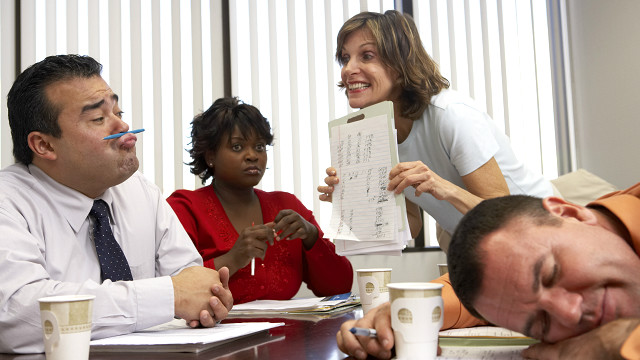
[
  {"xmin": 168, "ymin": 97, "xmax": 353, "ymax": 304},
  {"xmin": 318, "ymin": 10, "xmax": 553, "ymax": 249}
]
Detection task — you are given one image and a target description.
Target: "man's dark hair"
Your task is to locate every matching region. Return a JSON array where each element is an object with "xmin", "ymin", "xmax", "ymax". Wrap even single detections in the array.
[
  {"xmin": 7, "ymin": 54, "xmax": 103, "ymax": 165},
  {"xmin": 187, "ymin": 97, "xmax": 274, "ymax": 184},
  {"xmin": 447, "ymin": 195, "xmax": 562, "ymax": 319}
]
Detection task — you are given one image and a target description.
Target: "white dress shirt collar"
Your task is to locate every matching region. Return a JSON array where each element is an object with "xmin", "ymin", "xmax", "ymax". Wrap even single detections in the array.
[{"xmin": 27, "ymin": 164, "xmax": 115, "ymax": 232}]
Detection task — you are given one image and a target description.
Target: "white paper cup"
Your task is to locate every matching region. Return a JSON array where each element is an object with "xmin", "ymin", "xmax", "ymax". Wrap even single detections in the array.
[
  {"xmin": 437, "ymin": 263, "xmax": 449, "ymax": 276},
  {"xmin": 388, "ymin": 282, "xmax": 443, "ymax": 360},
  {"xmin": 38, "ymin": 295, "xmax": 95, "ymax": 360},
  {"xmin": 356, "ymin": 268, "xmax": 392, "ymax": 314}
]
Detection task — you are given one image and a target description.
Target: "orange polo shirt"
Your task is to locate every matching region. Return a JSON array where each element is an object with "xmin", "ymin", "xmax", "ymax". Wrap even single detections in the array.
[
  {"xmin": 589, "ymin": 182, "xmax": 640, "ymax": 359},
  {"xmin": 431, "ymin": 274, "xmax": 487, "ymax": 330}
]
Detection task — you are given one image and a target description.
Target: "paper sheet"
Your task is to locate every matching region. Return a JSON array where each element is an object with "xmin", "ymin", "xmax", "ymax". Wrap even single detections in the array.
[
  {"xmin": 328, "ymin": 113, "xmax": 397, "ymax": 241},
  {"xmin": 326, "ymin": 101, "xmax": 411, "ymax": 256},
  {"xmin": 439, "ymin": 326, "xmax": 529, "ymax": 338},
  {"xmin": 438, "ymin": 345, "xmax": 529, "ymax": 359},
  {"xmin": 90, "ymin": 319, "xmax": 283, "ymax": 353},
  {"xmin": 438, "ymin": 326, "xmax": 538, "ymax": 351}
]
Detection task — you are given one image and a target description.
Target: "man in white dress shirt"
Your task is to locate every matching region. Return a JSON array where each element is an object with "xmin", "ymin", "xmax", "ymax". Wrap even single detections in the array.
[{"xmin": 0, "ymin": 54, "xmax": 233, "ymax": 353}]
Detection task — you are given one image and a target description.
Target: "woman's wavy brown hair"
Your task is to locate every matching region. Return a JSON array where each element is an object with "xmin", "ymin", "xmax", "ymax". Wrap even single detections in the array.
[{"xmin": 336, "ymin": 10, "xmax": 449, "ymax": 120}]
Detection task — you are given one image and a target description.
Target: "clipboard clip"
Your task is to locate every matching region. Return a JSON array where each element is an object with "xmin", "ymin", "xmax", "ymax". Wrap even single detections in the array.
[{"xmin": 347, "ymin": 114, "xmax": 365, "ymax": 123}]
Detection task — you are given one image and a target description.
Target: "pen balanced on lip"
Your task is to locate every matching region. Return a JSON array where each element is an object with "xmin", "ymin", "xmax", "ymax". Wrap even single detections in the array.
[{"xmin": 103, "ymin": 128, "xmax": 145, "ymax": 140}]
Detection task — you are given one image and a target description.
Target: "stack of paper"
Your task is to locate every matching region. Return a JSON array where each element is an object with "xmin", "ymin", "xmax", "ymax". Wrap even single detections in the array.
[
  {"xmin": 229, "ymin": 292, "xmax": 359, "ymax": 317},
  {"xmin": 326, "ymin": 101, "xmax": 412, "ymax": 255}
]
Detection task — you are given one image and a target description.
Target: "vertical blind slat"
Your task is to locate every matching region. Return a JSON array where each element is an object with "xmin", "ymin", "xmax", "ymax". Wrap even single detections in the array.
[
  {"xmin": 152, "ymin": 1, "xmax": 163, "ymax": 191},
  {"xmin": 210, "ymin": 0, "xmax": 225, "ymax": 100},
  {"xmin": 190, "ymin": 0, "xmax": 204, "ymax": 190},
  {"xmin": 21, "ymin": 0, "xmax": 37, "ymax": 71},
  {"xmin": 1, "ymin": 1, "xmax": 17, "ymax": 167},
  {"xmin": 497, "ymin": 0, "xmax": 510, "ymax": 137},
  {"xmin": 480, "ymin": 0, "xmax": 493, "ymax": 118},
  {"xmin": 306, "ymin": 0, "xmax": 321, "ymax": 217},
  {"xmin": 130, "ymin": 0, "xmax": 143, "ymax": 174},
  {"xmin": 287, "ymin": 1, "xmax": 301, "ymax": 198},
  {"xmin": 324, "ymin": 0, "xmax": 336, "ymax": 123},
  {"xmin": 46, "ymin": 0, "xmax": 56, "ymax": 56},
  {"xmin": 88, "ymin": 0, "xmax": 100, "ymax": 60},
  {"xmin": 268, "ymin": 0, "xmax": 282, "ymax": 190},
  {"xmin": 429, "ymin": 0, "xmax": 440, "ymax": 65},
  {"xmin": 171, "ymin": 0, "xmax": 183, "ymax": 190},
  {"xmin": 67, "ymin": 0, "xmax": 78, "ymax": 54},
  {"xmin": 464, "ymin": 0, "xmax": 474, "ymax": 100},
  {"xmin": 249, "ymin": 0, "xmax": 260, "ymax": 108}
]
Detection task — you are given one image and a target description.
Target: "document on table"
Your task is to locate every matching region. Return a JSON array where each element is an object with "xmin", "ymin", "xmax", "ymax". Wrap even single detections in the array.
[
  {"xmin": 438, "ymin": 345, "xmax": 529, "ymax": 359},
  {"xmin": 90, "ymin": 319, "xmax": 283, "ymax": 353},
  {"xmin": 439, "ymin": 326, "xmax": 538, "ymax": 347},
  {"xmin": 229, "ymin": 292, "xmax": 358, "ymax": 315},
  {"xmin": 326, "ymin": 101, "xmax": 411, "ymax": 255},
  {"xmin": 437, "ymin": 326, "xmax": 538, "ymax": 359}
]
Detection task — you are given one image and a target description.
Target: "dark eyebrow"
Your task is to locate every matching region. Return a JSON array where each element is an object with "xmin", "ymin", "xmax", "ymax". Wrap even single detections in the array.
[
  {"xmin": 532, "ymin": 256, "xmax": 544, "ymax": 293},
  {"xmin": 523, "ymin": 256, "xmax": 545, "ymax": 337},
  {"xmin": 360, "ymin": 41, "xmax": 376, "ymax": 49},
  {"xmin": 81, "ymin": 94, "xmax": 119, "ymax": 114}
]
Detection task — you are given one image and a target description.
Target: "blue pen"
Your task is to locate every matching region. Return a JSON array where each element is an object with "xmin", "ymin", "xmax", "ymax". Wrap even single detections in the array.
[
  {"xmin": 350, "ymin": 327, "xmax": 377, "ymax": 338},
  {"xmin": 103, "ymin": 128, "xmax": 145, "ymax": 140}
]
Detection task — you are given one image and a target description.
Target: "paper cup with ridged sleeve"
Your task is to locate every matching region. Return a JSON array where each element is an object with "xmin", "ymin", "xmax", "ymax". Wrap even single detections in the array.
[
  {"xmin": 437, "ymin": 263, "xmax": 448, "ymax": 276},
  {"xmin": 356, "ymin": 268, "xmax": 392, "ymax": 314},
  {"xmin": 388, "ymin": 282, "xmax": 443, "ymax": 360},
  {"xmin": 38, "ymin": 295, "xmax": 95, "ymax": 360}
]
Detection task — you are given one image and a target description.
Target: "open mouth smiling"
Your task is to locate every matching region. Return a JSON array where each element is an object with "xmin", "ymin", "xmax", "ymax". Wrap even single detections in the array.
[{"xmin": 348, "ymin": 82, "xmax": 370, "ymax": 91}]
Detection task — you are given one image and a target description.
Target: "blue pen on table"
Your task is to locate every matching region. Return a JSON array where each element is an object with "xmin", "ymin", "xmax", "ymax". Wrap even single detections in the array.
[
  {"xmin": 350, "ymin": 327, "xmax": 377, "ymax": 338},
  {"xmin": 103, "ymin": 128, "xmax": 145, "ymax": 140}
]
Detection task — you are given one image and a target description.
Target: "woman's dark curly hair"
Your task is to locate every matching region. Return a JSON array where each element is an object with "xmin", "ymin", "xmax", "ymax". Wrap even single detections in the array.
[{"xmin": 187, "ymin": 97, "xmax": 274, "ymax": 184}]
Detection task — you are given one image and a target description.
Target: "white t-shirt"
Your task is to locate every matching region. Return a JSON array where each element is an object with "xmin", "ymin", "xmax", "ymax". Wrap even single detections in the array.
[
  {"xmin": 398, "ymin": 89, "xmax": 553, "ymax": 234},
  {"xmin": 0, "ymin": 164, "xmax": 202, "ymax": 353}
]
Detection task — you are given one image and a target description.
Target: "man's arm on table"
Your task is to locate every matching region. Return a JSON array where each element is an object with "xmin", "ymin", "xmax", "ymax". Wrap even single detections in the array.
[
  {"xmin": 521, "ymin": 318, "xmax": 640, "ymax": 360},
  {"xmin": 0, "ymin": 189, "xmax": 232, "ymax": 353},
  {"xmin": 131, "ymin": 187, "xmax": 233, "ymax": 328},
  {"xmin": 336, "ymin": 274, "xmax": 486, "ymax": 360}
]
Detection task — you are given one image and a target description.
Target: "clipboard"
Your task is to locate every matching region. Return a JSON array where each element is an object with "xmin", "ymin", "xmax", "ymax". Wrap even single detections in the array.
[{"xmin": 327, "ymin": 101, "xmax": 408, "ymax": 241}]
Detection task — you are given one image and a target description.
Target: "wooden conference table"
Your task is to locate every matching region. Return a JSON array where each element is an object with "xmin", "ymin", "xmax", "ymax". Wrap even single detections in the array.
[{"xmin": 0, "ymin": 308, "xmax": 359, "ymax": 360}]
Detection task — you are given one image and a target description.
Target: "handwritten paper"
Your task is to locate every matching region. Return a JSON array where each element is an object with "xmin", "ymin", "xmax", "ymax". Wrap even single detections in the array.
[
  {"xmin": 326, "ymin": 101, "xmax": 411, "ymax": 255},
  {"xmin": 328, "ymin": 114, "xmax": 396, "ymax": 241}
]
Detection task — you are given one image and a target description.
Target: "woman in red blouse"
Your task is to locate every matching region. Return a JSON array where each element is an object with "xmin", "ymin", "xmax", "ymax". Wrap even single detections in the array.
[{"xmin": 167, "ymin": 97, "xmax": 353, "ymax": 304}]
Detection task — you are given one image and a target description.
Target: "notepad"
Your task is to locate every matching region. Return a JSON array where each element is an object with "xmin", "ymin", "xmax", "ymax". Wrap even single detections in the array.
[{"xmin": 326, "ymin": 101, "xmax": 412, "ymax": 256}]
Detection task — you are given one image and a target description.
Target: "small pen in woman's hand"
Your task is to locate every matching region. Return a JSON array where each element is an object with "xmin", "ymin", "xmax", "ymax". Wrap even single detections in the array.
[
  {"xmin": 250, "ymin": 222, "xmax": 255, "ymax": 276},
  {"xmin": 350, "ymin": 327, "xmax": 377, "ymax": 338}
]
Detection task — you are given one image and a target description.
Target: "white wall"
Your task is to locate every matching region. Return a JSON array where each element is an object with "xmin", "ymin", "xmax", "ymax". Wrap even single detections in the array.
[
  {"xmin": 566, "ymin": 0, "xmax": 640, "ymax": 189},
  {"xmin": 295, "ymin": 250, "xmax": 447, "ymax": 298}
]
